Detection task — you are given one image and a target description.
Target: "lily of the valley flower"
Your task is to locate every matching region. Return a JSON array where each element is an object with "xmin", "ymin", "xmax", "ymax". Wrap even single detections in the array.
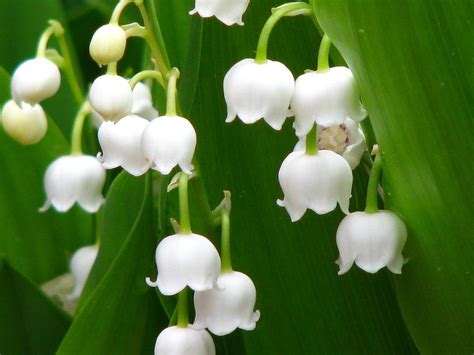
[
  {"xmin": 97, "ymin": 115, "xmax": 150, "ymax": 176},
  {"xmin": 141, "ymin": 115, "xmax": 196, "ymax": 175},
  {"xmin": 89, "ymin": 24, "xmax": 127, "ymax": 65},
  {"xmin": 336, "ymin": 210, "xmax": 407, "ymax": 275},
  {"xmin": 291, "ymin": 66, "xmax": 366, "ymax": 136},
  {"xmin": 278, "ymin": 150, "xmax": 353, "ymax": 221},
  {"xmin": 41, "ymin": 155, "xmax": 106, "ymax": 213},
  {"xmin": 11, "ymin": 58, "xmax": 61, "ymax": 105},
  {"xmin": 194, "ymin": 271, "xmax": 260, "ymax": 336},
  {"xmin": 154, "ymin": 326, "xmax": 215, "ymax": 355},
  {"xmin": 224, "ymin": 58, "xmax": 294, "ymax": 130},
  {"xmin": 89, "ymin": 74, "xmax": 133, "ymax": 121},
  {"xmin": 1, "ymin": 100, "xmax": 47, "ymax": 145},
  {"xmin": 146, "ymin": 233, "xmax": 221, "ymax": 296},
  {"xmin": 69, "ymin": 244, "xmax": 99, "ymax": 300},
  {"xmin": 190, "ymin": 0, "xmax": 250, "ymax": 26}
]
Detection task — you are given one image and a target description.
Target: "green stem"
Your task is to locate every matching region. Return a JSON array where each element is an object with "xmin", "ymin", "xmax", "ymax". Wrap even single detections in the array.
[
  {"xmin": 129, "ymin": 69, "xmax": 164, "ymax": 89},
  {"xmin": 110, "ymin": 0, "xmax": 135, "ymax": 25},
  {"xmin": 365, "ymin": 153, "xmax": 383, "ymax": 213},
  {"xmin": 255, "ymin": 2, "xmax": 312, "ymax": 63},
  {"xmin": 71, "ymin": 102, "xmax": 92, "ymax": 155},
  {"xmin": 305, "ymin": 124, "xmax": 319, "ymax": 155},
  {"xmin": 317, "ymin": 33, "xmax": 331, "ymax": 72},
  {"xmin": 36, "ymin": 26, "xmax": 55, "ymax": 58},
  {"xmin": 221, "ymin": 211, "xmax": 233, "ymax": 272},
  {"xmin": 106, "ymin": 62, "xmax": 117, "ymax": 75},
  {"xmin": 178, "ymin": 173, "xmax": 192, "ymax": 234},
  {"xmin": 166, "ymin": 68, "xmax": 180, "ymax": 116},
  {"xmin": 176, "ymin": 287, "xmax": 189, "ymax": 328}
]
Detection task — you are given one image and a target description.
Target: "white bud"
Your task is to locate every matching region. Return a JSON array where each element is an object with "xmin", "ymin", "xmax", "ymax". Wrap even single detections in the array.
[
  {"xmin": 69, "ymin": 244, "xmax": 99, "ymax": 300},
  {"xmin": 97, "ymin": 115, "xmax": 150, "ymax": 176},
  {"xmin": 41, "ymin": 155, "xmax": 106, "ymax": 213},
  {"xmin": 11, "ymin": 58, "xmax": 61, "ymax": 105},
  {"xmin": 131, "ymin": 82, "xmax": 158, "ymax": 119},
  {"xmin": 291, "ymin": 66, "xmax": 367, "ymax": 136},
  {"xmin": 89, "ymin": 75, "xmax": 132, "ymax": 121},
  {"xmin": 336, "ymin": 211, "xmax": 407, "ymax": 275},
  {"xmin": 277, "ymin": 150, "xmax": 353, "ymax": 221},
  {"xmin": 1, "ymin": 100, "xmax": 47, "ymax": 145},
  {"xmin": 190, "ymin": 0, "xmax": 250, "ymax": 26},
  {"xmin": 154, "ymin": 326, "xmax": 215, "ymax": 355},
  {"xmin": 141, "ymin": 115, "xmax": 196, "ymax": 175},
  {"xmin": 224, "ymin": 58, "xmax": 294, "ymax": 130},
  {"xmin": 89, "ymin": 24, "xmax": 127, "ymax": 65},
  {"xmin": 194, "ymin": 271, "xmax": 260, "ymax": 336},
  {"xmin": 146, "ymin": 233, "xmax": 221, "ymax": 296}
]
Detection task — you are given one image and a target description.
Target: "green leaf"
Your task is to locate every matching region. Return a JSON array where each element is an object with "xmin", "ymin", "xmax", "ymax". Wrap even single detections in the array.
[
  {"xmin": 0, "ymin": 258, "xmax": 71, "ymax": 355},
  {"xmin": 312, "ymin": 0, "xmax": 473, "ymax": 352}
]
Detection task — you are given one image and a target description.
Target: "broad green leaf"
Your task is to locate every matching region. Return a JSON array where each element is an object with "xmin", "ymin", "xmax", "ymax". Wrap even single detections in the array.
[
  {"xmin": 0, "ymin": 258, "xmax": 71, "ymax": 355},
  {"xmin": 312, "ymin": 0, "xmax": 474, "ymax": 352}
]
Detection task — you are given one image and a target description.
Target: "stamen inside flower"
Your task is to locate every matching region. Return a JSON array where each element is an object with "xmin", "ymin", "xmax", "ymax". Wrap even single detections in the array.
[{"xmin": 318, "ymin": 124, "xmax": 349, "ymax": 154}]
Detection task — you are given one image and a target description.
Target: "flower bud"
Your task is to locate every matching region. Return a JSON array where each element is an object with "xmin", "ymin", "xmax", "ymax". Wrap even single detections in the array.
[
  {"xmin": 69, "ymin": 244, "xmax": 99, "ymax": 300},
  {"xmin": 224, "ymin": 58, "xmax": 294, "ymax": 130},
  {"xmin": 89, "ymin": 24, "xmax": 127, "ymax": 65},
  {"xmin": 1, "ymin": 100, "xmax": 47, "ymax": 145},
  {"xmin": 190, "ymin": 0, "xmax": 250, "ymax": 26},
  {"xmin": 141, "ymin": 115, "xmax": 196, "ymax": 175},
  {"xmin": 131, "ymin": 82, "xmax": 158, "ymax": 119},
  {"xmin": 336, "ymin": 211, "xmax": 407, "ymax": 274},
  {"xmin": 11, "ymin": 58, "xmax": 61, "ymax": 105},
  {"xmin": 154, "ymin": 326, "xmax": 215, "ymax": 355},
  {"xmin": 89, "ymin": 75, "xmax": 132, "ymax": 121}
]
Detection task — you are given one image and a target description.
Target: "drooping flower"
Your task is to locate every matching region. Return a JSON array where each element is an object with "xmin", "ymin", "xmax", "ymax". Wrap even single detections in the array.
[
  {"xmin": 1, "ymin": 100, "xmax": 47, "ymax": 145},
  {"xmin": 291, "ymin": 66, "xmax": 366, "ymax": 136},
  {"xmin": 69, "ymin": 244, "xmax": 99, "ymax": 300},
  {"xmin": 193, "ymin": 271, "xmax": 260, "ymax": 336},
  {"xmin": 154, "ymin": 326, "xmax": 215, "ymax": 355},
  {"xmin": 189, "ymin": 0, "xmax": 250, "ymax": 26},
  {"xmin": 336, "ymin": 210, "xmax": 407, "ymax": 275},
  {"xmin": 224, "ymin": 58, "xmax": 294, "ymax": 130},
  {"xmin": 141, "ymin": 115, "xmax": 196, "ymax": 175},
  {"xmin": 277, "ymin": 150, "xmax": 353, "ymax": 221},
  {"xmin": 89, "ymin": 74, "xmax": 133, "ymax": 121},
  {"xmin": 146, "ymin": 233, "xmax": 221, "ymax": 296},
  {"xmin": 97, "ymin": 115, "xmax": 149, "ymax": 176},
  {"xmin": 11, "ymin": 57, "xmax": 61, "ymax": 105},
  {"xmin": 89, "ymin": 24, "xmax": 127, "ymax": 65},
  {"xmin": 41, "ymin": 155, "xmax": 106, "ymax": 213}
]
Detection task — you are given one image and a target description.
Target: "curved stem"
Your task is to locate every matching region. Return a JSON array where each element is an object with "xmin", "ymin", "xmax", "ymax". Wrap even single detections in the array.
[
  {"xmin": 166, "ymin": 68, "xmax": 180, "ymax": 116},
  {"xmin": 365, "ymin": 153, "xmax": 383, "ymax": 213},
  {"xmin": 110, "ymin": 0, "xmax": 135, "ymax": 25},
  {"xmin": 255, "ymin": 2, "xmax": 312, "ymax": 63},
  {"xmin": 305, "ymin": 124, "xmax": 319, "ymax": 155},
  {"xmin": 129, "ymin": 69, "xmax": 164, "ymax": 89},
  {"xmin": 176, "ymin": 287, "xmax": 189, "ymax": 328},
  {"xmin": 71, "ymin": 102, "xmax": 92, "ymax": 155},
  {"xmin": 106, "ymin": 62, "xmax": 117, "ymax": 75},
  {"xmin": 317, "ymin": 33, "xmax": 331, "ymax": 72},
  {"xmin": 178, "ymin": 173, "xmax": 192, "ymax": 234},
  {"xmin": 36, "ymin": 26, "xmax": 56, "ymax": 58},
  {"xmin": 220, "ymin": 211, "xmax": 233, "ymax": 272}
]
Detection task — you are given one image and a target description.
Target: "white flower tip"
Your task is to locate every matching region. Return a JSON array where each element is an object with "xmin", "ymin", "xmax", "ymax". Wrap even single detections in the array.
[
  {"xmin": 39, "ymin": 200, "xmax": 51, "ymax": 213},
  {"xmin": 225, "ymin": 114, "xmax": 236, "ymax": 123},
  {"xmin": 189, "ymin": 9, "xmax": 197, "ymax": 15},
  {"xmin": 145, "ymin": 276, "xmax": 159, "ymax": 288},
  {"xmin": 276, "ymin": 199, "xmax": 285, "ymax": 207}
]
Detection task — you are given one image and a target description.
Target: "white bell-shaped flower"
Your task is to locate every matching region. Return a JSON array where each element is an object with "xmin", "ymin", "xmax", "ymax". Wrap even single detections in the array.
[
  {"xmin": 295, "ymin": 118, "xmax": 366, "ymax": 170},
  {"xmin": 131, "ymin": 82, "xmax": 159, "ymax": 119},
  {"xmin": 193, "ymin": 271, "xmax": 260, "ymax": 336},
  {"xmin": 224, "ymin": 58, "xmax": 294, "ymax": 130},
  {"xmin": 141, "ymin": 115, "xmax": 196, "ymax": 175},
  {"xmin": 89, "ymin": 74, "xmax": 132, "ymax": 121},
  {"xmin": 291, "ymin": 66, "xmax": 366, "ymax": 136},
  {"xmin": 277, "ymin": 150, "xmax": 353, "ymax": 221},
  {"xmin": 41, "ymin": 155, "xmax": 106, "ymax": 213},
  {"xmin": 154, "ymin": 326, "xmax": 215, "ymax": 355},
  {"xmin": 97, "ymin": 115, "xmax": 149, "ymax": 176},
  {"xmin": 69, "ymin": 244, "xmax": 99, "ymax": 300},
  {"xmin": 11, "ymin": 57, "xmax": 61, "ymax": 105},
  {"xmin": 146, "ymin": 233, "xmax": 221, "ymax": 296},
  {"xmin": 1, "ymin": 100, "xmax": 47, "ymax": 145},
  {"xmin": 89, "ymin": 24, "xmax": 127, "ymax": 65},
  {"xmin": 336, "ymin": 211, "xmax": 407, "ymax": 275},
  {"xmin": 190, "ymin": 0, "xmax": 250, "ymax": 26}
]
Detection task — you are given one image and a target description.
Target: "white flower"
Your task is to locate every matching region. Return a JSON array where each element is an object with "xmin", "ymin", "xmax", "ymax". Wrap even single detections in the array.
[
  {"xmin": 146, "ymin": 233, "xmax": 221, "ymax": 296},
  {"xmin": 295, "ymin": 118, "xmax": 366, "ymax": 170},
  {"xmin": 97, "ymin": 115, "xmax": 149, "ymax": 176},
  {"xmin": 291, "ymin": 66, "xmax": 366, "ymax": 136},
  {"xmin": 89, "ymin": 24, "xmax": 127, "ymax": 65},
  {"xmin": 154, "ymin": 326, "xmax": 215, "ymax": 355},
  {"xmin": 141, "ymin": 115, "xmax": 196, "ymax": 175},
  {"xmin": 277, "ymin": 150, "xmax": 353, "ymax": 221},
  {"xmin": 190, "ymin": 0, "xmax": 250, "ymax": 26},
  {"xmin": 194, "ymin": 271, "xmax": 260, "ymax": 336},
  {"xmin": 41, "ymin": 155, "xmax": 106, "ymax": 213},
  {"xmin": 89, "ymin": 75, "xmax": 132, "ymax": 121},
  {"xmin": 11, "ymin": 58, "xmax": 61, "ymax": 105},
  {"xmin": 1, "ymin": 100, "xmax": 47, "ymax": 145},
  {"xmin": 69, "ymin": 244, "xmax": 99, "ymax": 300},
  {"xmin": 336, "ymin": 211, "xmax": 407, "ymax": 275},
  {"xmin": 224, "ymin": 58, "xmax": 294, "ymax": 130}
]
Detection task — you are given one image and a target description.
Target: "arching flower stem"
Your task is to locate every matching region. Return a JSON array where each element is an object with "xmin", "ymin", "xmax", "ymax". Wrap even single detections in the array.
[
  {"xmin": 221, "ymin": 210, "xmax": 233, "ymax": 272},
  {"xmin": 305, "ymin": 124, "xmax": 319, "ymax": 155},
  {"xmin": 177, "ymin": 287, "xmax": 189, "ymax": 328},
  {"xmin": 166, "ymin": 68, "xmax": 180, "ymax": 116},
  {"xmin": 71, "ymin": 101, "xmax": 92, "ymax": 155},
  {"xmin": 109, "ymin": 0, "xmax": 135, "ymax": 25},
  {"xmin": 129, "ymin": 70, "xmax": 165, "ymax": 89},
  {"xmin": 179, "ymin": 172, "xmax": 192, "ymax": 234},
  {"xmin": 365, "ymin": 150, "xmax": 383, "ymax": 213},
  {"xmin": 317, "ymin": 33, "xmax": 331, "ymax": 72}
]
